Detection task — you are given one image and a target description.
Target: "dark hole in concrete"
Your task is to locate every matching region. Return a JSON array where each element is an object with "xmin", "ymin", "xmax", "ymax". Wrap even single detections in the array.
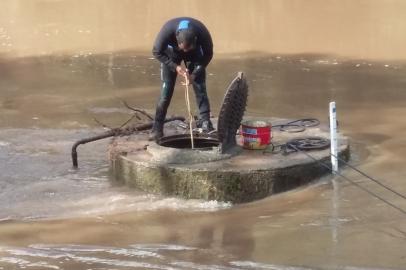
[{"xmin": 158, "ymin": 134, "xmax": 220, "ymax": 149}]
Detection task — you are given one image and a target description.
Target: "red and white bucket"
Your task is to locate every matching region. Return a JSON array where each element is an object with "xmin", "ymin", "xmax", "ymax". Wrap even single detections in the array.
[{"xmin": 241, "ymin": 120, "xmax": 272, "ymax": 150}]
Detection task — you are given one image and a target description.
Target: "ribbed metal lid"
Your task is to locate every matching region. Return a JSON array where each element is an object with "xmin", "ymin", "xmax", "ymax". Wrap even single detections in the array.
[{"xmin": 217, "ymin": 72, "xmax": 248, "ymax": 153}]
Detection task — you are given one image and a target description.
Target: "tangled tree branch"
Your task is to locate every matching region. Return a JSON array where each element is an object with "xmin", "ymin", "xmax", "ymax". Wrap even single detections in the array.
[
  {"xmin": 121, "ymin": 100, "xmax": 154, "ymax": 120},
  {"xmin": 92, "ymin": 117, "xmax": 114, "ymax": 129},
  {"xmin": 71, "ymin": 116, "xmax": 185, "ymax": 168}
]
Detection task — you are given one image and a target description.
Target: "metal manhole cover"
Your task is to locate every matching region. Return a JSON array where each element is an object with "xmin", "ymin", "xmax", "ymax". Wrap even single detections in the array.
[{"xmin": 217, "ymin": 72, "xmax": 248, "ymax": 153}]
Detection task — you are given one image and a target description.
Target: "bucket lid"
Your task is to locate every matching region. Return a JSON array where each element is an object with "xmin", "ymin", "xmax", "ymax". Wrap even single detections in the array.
[
  {"xmin": 241, "ymin": 120, "xmax": 270, "ymax": 128},
  {"xmin": 217, "ymin": 72, "xmax": 248, "ymax": 153}
]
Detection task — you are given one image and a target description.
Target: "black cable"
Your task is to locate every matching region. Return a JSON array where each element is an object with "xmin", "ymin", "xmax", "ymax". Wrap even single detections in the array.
[
  {"xmin": 331, "ymin": 153, "xmax": 406, "ymax": 200},
  {"xmin": 286, "ymin": 118, "xmax": 320, "ymax": 127},
  {"xmin": 288, "ymin": 143, "xmax": 406, "ymax": 215},
  {"xmin": 261, "ymin": 117, "xmax": 405, "ymax": 213},
  {"xmin": 272, "ymin": 118, "xmax": 320, "ymax": 133}
]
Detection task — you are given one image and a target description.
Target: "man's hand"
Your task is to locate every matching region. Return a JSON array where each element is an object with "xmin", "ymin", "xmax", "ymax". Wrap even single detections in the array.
[
  {"xmin": 180, "ymin": 70, "xmax": 195, "ymax": 85},
  {"xmin": 176, "ymin": 65, "xmax": 187, "ymax": 76}
]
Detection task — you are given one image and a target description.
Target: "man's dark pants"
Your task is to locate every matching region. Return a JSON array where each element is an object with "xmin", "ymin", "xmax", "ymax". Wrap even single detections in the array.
[{"xmin": 152, "ymin": 58, "xmax": 211, "ymax": 132}]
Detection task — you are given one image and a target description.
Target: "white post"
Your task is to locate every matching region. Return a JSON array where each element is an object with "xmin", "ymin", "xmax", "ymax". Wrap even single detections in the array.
[{"xmin": 329, "ymin": 102, "xmax": 339, "ymax": 173}]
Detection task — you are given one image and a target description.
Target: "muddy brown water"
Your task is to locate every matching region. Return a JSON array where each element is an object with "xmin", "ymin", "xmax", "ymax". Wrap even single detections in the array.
[
  {"xmin": 0, "ymin": 51, "xmax": 405, "ymax": 270},
  {"xmin": 1, "ymin": 1, "xmax": 406, "ymax": 269}
]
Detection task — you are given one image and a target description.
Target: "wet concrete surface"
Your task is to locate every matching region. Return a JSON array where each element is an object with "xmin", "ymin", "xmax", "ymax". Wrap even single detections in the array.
[{"xmin": 0, "ymin": 51, "xmax": 406, "ymax": 269}]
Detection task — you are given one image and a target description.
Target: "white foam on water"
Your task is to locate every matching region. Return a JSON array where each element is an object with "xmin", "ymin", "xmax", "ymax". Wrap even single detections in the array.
[
  {"xmin": 0, "ymin": 257, "xmax": 31, "ymax": 265},
  {"xmin": 107, "ymin": 248, "xmax": 163, "ymax": 259},
  {"xmin": 170, "ymin": 261, "xmax": 240, "ymax": 270},
  {"xmin": 61, "ymin": 193, "xmax": 232, "ymax": 218},
  {"xmin": 315, "ymin": 59, "xmax": 330, "ymax": 65},
  {"xmin": 0, "ymin": 256, "xmax": 60, "ymax": 269},
  {"xmin": 68, "ymin": 255, "xmax": 177, "ymax": 269},
  {"xmin": 0, "ymin": 141, "xmax": 9, "ymax": 147},
  {"xmin": 129, "ymin": 244, "xmax": 196, "ymax": 252},
  {"xmin": 6, "ymin": 248, "xmax": 70, "ymax": 259},
  {"xmin": 230, "ymin": 261, "xmax": 315, "ymax": 270},
  {"xmin": 3, "ymin": 245, "xmax": 402, "ymax": 270},
  {"xmin": 28, "ymin": 244, "xmax": 187, "ymax": 259},
  {"xmin": 2, "ymin": 245, "xmax": 168, "ymax": 269},
  {"xmin": 29, "ymin": 244, "xmax": 107, "ymax": 253}
]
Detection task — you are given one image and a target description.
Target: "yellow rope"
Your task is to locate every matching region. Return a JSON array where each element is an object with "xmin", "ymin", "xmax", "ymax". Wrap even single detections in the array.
[{"xmin": 184, "ymin": 73, "xmax": 194, "ymax": 149}]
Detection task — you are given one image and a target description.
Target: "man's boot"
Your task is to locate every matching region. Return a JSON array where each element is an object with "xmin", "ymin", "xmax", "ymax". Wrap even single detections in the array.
[
  {"xmin": 149, "ymin": 122, "xmax": 164, "ymax": 141},
  {"xmin": 201, "ymin": 119, "xmax": 214, "ymax": 133}
]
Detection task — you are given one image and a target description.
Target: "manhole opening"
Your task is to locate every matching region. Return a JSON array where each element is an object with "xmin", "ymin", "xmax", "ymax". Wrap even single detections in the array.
[{"xmin": 158, "ymin": 135, "xmax": 220, "ymax": 149}]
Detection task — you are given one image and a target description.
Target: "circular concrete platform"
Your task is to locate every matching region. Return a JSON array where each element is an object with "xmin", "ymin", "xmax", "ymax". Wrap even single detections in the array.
[{"xmin": 109, "ymin": 117, "xmax": 350, "ymax": 203}]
